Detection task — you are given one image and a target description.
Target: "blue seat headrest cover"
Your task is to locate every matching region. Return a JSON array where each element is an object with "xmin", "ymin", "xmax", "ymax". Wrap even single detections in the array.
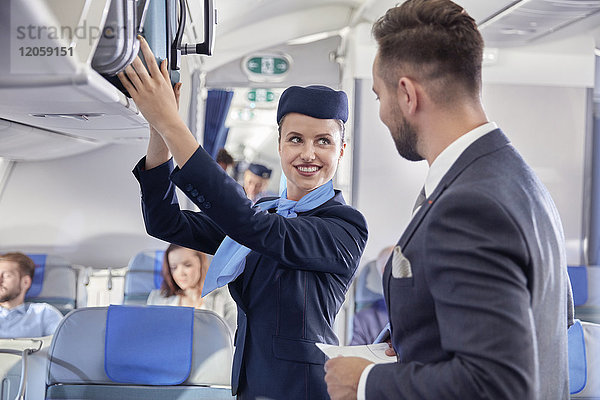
[
  {"xmin": 105, "ymin": 305, "xmax": 194, "ymax": 385},
  {"xmin": 25, "ymin": 254, "xmax": 46, "ymax": 298},
  {"xmin": 154, "ymin": 250, "xmax": 165, "ymax": 289},
  {"xmin": 568, "ymin": 319, "xmax": 587, "ymax": 394},
  {"xmin": 567, "ymin": 266, "xmax": 588, "ymax": 306}
]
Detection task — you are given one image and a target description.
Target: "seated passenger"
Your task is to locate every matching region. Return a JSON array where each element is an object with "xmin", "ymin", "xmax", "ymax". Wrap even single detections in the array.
[
  {"xmin": 0, "ymin": 252, "xmax": 63, "ymax": 338},
  {"xmin": 147, "ymin": 244, "xmax": 237, "ymax": 332},
  {"xmin": 350, "ymin": 246, "xmax": 393, "ymax": 345}
]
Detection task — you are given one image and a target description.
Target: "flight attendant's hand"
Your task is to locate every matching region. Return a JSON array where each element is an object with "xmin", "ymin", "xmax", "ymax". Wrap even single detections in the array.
[
  {"xmin": 149, "ymin": 82, "xmax": 182, "ymax": 135},
  {"xmin": 144, "ymin": 81, "xmax": 182, "ymax": 169},
  {"xmin": 174, "ymin": 82, "xmax": 182, "ymax": 109},
  {"xmin": 119, "ymin": 37, "xmax": 199, "ymax": 168},
  {"xmin": 324, "ymin": 356, "xmax": 373, "ymax": 400},
  {"xmin": 117, "ymin": 36, "xmax": 181, "ymax": 135}
]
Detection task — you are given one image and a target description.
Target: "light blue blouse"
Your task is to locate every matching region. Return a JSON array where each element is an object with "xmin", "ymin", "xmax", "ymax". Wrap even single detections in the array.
[{"xmin": 0, "ymin": 302, "xmax": 63, "ymax": 338}]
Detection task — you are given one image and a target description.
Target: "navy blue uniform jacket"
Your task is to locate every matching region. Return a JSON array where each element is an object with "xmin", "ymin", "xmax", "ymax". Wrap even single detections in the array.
[
  {"xmin": 133, "ymin": 147, "xmax": 368, "ymax": 400},
  {"xmin": 366, "ymin": 130, "xmax": 573, "ymax": 399}
]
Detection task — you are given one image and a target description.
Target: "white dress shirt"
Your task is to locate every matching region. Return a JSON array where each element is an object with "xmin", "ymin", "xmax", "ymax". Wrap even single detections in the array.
[{"xmin": 357, "ymin": 121, "xmax": 498, "ymax": 399}]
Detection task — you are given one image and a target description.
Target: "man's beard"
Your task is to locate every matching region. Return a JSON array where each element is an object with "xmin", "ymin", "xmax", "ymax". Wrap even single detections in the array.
[
  {"xmin": 391, "ymin": 112, "xmax": 423, "ymax": 162},
  {"xmin": 0, "ymin": 285, "xmax": 22, "ymax": 303}
]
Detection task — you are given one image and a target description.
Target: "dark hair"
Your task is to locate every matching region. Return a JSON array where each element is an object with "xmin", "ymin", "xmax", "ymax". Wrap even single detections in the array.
[
  {"xmin": 0, "ymin": 252, "xmax": 35, "ymax": 280},
  {"xmin": 277, "ymin": 115, "xmax": 346, "ymax": 144},
  {"xmin": 216, "ymin": 148, "xmax": 234, "ymax": 166},
  {"xmin": 372, "ymin": 0, "xmax": 483, "ymax": 103},
  {"xmin": 160, "ymin": 244, "xmax": 207, "ymax": 297}
]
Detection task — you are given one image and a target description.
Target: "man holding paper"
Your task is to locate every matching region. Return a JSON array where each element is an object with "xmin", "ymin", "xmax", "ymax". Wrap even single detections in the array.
[{"xmin": 324, "ymin": 0, "xmax": 573, "ymax": 399}]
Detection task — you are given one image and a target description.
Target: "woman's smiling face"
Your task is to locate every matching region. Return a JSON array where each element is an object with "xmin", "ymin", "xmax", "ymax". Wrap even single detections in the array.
[{"xmin": 278, "ymin": 113, "xmax": 345, "ymax": 201}]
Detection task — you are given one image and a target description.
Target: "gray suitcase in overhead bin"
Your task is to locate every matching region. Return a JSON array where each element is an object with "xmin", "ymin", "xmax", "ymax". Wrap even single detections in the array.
[
  {"xmin": 91, "ymin": 0, "xmax": 180, "ymax": 97},
  {"xmin": 91, "ymin": 0, "xmax": 140, "ymax": 75}
]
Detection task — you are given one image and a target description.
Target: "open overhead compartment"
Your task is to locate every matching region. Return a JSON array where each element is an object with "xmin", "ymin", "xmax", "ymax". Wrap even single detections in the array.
[
  {"xmin": 0, "ymin": 0, "xmax": 214, "ymax": 161},
  {"xmin": 0, "ymin": 0, "xmax": 148, "ymax": 160}
]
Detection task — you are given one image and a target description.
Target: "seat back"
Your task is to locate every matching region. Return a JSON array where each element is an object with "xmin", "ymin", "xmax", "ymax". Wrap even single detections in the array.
[
  {"xmin": 354, "ymin": 260, "xmax": 384, "ymax": 312},
  {"xmin": 568, "ymin": 265, "xmax": 600, "ymax": 324},
  {"xmin": 25, "ymin": 254, "xmax": 77, "ymax": 315},
  {"xmin": 587, "ymin": 266, "xmax": 600, "ymax": 308},
  {"xmin": 46, "ymin": 306, "xmax": 234, "ymax": 399},
  {"xmin": 0, "ymin": 337, "xmax": 52, "ymax": 400},
  {"xmin": 123, "ymin": 250, "xmax": 165, "ymax": 304},
  {"xmin": 569, "ymin": 319, "xmax": 600, "ymax": 398}
]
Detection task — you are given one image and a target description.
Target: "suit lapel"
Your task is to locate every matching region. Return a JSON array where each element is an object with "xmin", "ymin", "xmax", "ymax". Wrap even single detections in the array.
[
  {"xmin": 385, "ymin": 129, "xmax": 510, "ymax": 304},
  {"xmin": 398, "ymin": 129, "xmax": 509, "ymax": 249}
]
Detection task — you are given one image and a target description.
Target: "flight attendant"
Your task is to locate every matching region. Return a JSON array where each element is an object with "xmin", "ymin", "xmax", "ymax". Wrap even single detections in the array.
[{"xmin": 121, "ymin": 37, "xmax": 368, "ymax": 399}]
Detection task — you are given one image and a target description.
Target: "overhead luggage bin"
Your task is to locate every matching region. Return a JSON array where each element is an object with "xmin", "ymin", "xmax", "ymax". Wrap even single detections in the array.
[
  {"xmin": 0, "ymin": 0, "xmax": 150, "ymax": 145},
  {"xmin": 0, "ymin": 0, "xmax": 214, "ymax": 160}
]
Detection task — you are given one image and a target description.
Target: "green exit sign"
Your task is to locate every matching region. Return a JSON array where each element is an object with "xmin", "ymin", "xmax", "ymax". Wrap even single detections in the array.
[
  {"xmin": 247, "ymin": 89, "xmax": 275, "ymax": 102},
  {"xmin": 245, "ymin": 56, "xmax": 290, "ymax": 75}
]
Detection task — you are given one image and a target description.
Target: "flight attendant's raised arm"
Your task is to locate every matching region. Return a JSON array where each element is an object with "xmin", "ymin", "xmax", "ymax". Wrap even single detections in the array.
[
  {"xmin": 144, "ymin": 82, "xmax": 181, "ymax": 170},
  {"xmin": 118, "ymin": 36, "xmax": 199, "ymax": 168}
]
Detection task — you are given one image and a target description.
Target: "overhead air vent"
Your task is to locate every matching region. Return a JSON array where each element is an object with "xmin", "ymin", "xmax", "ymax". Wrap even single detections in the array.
[{"xmin": 479, "ymin": 0, "xmax": 600, "ymax": 46}]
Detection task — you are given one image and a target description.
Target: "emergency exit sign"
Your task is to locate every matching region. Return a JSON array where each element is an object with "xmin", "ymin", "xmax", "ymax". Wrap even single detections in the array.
[
  {"xmin": 247, "ymin": 89, "xmax": 275, "ymax": 102},
  {"xmin": 243, "ymin": 54, "xmax": 292, "ymax": 82},
  {"xmin": 245, "ymin": 56, "xmax": 289, "ymax": 75}
]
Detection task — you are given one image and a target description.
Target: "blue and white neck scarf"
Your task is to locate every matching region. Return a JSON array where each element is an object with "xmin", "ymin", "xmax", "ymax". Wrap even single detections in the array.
[{"xmin": 202, "ymin": 180, "xmax": 335, "ymax": 296}]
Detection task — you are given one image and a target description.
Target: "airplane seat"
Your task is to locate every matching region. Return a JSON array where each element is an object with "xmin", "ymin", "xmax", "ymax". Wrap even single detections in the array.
[
  {"xmin": 569, "ymin": 319, "xmax": 600, "ymax": 398},
  {"xmin": 45, "ymin": 306, "xmax": 234, "ymax": 399},
  {"xmin": 354, "ymin": 260, "xmax": 384, "ymax": 313},
  {"xmin": 25, "ymin": 254, "xmax": 77, "ymax": 315},
  {"xmin": 569, "ymin": 265, "xmax": 600, "ymax": 324},
  {"xmin": 123, "ymin": 250, "xmax": 165, "ymax": 304},
  {"xmin": 0, "ymin": 336, "xmax": 52, "ymax": 400}
]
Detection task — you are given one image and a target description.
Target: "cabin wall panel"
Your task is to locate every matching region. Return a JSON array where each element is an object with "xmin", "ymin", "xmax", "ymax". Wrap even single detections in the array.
[
  {"xmin": 353, "ymin": 78, "xmax": 587, "ymax": 266},
  {"xmin": 0, "ymin": 142, "xmax": 167, "ymax": 268},
  {"xmin": 481, "ymin": 34, "xmax": 595, "ymax": 88},
  {"xmin": 353, "ymin": 78, "xmax": 428, "ymax": 265},
  {"xmin": 482, "ymin": 83, "xmax": 587, "ymax": 264}
]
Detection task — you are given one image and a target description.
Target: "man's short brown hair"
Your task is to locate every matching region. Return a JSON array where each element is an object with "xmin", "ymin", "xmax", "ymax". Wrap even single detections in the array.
[
  {"xmin": 0, "ymin": 252, "xmax": 36, "ymax": 279},
  {"xmin": 372, "ymin": 0, "xmax": 483, "ymax": 104}
]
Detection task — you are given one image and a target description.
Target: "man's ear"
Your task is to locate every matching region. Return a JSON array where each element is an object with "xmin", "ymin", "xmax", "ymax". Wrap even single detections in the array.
[
  {"xmin": 397, "ymin": 77, "xmax": 419, "ymax": 115},
  {"xmin": 21, "ymin": 275, "xmax": 32, "ymax": 291}
]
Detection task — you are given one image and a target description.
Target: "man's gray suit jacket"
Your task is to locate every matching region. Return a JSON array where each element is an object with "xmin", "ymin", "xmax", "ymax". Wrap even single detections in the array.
[{"xmin": 366, "ymin": 129, "xmax": 573, "ymax": 399}]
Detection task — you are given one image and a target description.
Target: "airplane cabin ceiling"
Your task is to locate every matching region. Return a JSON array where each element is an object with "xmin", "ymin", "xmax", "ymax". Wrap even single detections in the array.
[{"xmin": 199, "ymin": 0, "xmax": 600, "ymax": 72}]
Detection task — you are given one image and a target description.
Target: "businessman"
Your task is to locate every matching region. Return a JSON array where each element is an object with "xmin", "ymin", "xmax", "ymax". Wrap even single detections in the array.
[{"xmin": 324, "ymin": 1, "xmax": 573, "ymax": 399}]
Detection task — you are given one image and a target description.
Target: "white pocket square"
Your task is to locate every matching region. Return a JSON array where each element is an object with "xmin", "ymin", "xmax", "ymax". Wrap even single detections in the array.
[{"xmin": 392, "ymin": 246, "xmax": 413, "ymax": 279}]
